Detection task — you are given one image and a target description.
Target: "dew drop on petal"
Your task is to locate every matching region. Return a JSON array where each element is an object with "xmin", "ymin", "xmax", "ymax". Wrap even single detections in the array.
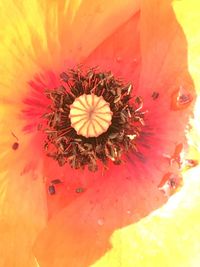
[
  {"xmin": 127, "ymin": 209, "xmax": 131, "ymax": 214},
  {"xmin": 97, "ymin": 218, "xmax": 105, "ymax": 226},
  {"xmin": 133, "ymin": 58, "xmax": 138, "ymax": 64},
  {"xmin": 116, "ymin": 56, "xmax": 122, "ymax": 63}
]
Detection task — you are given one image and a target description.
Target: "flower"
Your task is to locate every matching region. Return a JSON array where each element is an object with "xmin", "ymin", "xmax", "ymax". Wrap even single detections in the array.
[{"xmin": 0, "ymin": 1, "xmax": 199, "ymax": 267}]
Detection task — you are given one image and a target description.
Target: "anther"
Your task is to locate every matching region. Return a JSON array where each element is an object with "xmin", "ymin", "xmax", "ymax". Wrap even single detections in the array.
[{"xmin": 43, "ymin": 67, "xmax": 145, "ymax": 171}]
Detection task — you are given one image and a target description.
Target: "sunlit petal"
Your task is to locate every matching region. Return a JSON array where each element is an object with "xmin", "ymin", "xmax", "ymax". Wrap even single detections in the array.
[{"xmin": 33, "ymin": 1, "xmax": 198, "ymax": 266}]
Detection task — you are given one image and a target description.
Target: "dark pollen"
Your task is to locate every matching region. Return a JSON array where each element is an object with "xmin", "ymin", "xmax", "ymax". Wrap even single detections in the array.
[
  {"xmin": 48, "ymin": 185, "xmax": 56, "ymax": 195},
  {"xmin": 152, "ymin": 91, "xmax": 159, "ymax": 100},
  {"xmin": 12, "ymin": 142, "xmax": 19, "ymax": 150}
]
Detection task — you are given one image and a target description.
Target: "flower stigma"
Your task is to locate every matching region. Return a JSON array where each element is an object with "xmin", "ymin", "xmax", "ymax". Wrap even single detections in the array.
[
  {"xmin": 43, "ymin": 67, "xmax": 145, "ymax": 172},
  {"xmin": 69, "ymin": 94, "xmax": 112, "ymax": 137}
]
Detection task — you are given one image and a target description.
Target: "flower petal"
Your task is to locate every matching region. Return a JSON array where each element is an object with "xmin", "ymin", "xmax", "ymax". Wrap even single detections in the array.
[
  {"xmin": 137, "ymin": 0, "xmax": 195, "ymax": 164},
  {"xmin": 33, "ymin": 1, "xmax": 197, "ymax": 266},
  {"xmin": 84, "ymin": 12, "xmax": 141, "ymax": 88}
]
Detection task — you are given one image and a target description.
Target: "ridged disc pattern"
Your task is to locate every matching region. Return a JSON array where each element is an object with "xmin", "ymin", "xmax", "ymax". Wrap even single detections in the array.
[{"xmin": 69, "ymin": 94, "xmax": 112, "ymax": 137}]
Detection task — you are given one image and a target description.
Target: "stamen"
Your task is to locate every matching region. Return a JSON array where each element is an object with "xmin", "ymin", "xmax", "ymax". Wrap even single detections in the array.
[{"xmin": 42, "ymin": 67, "xmax": 145, "ymax": 171}]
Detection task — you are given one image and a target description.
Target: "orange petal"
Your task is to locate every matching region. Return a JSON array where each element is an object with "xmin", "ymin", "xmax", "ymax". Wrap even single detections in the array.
[
  {"xmin": 0, "ymin": 138, "xmax": 47, "ymax": 267},
  {"xmin": 43, "ymin": 155, "xmax": 103, "ymax": 219},
  {"xmin": 84, "ymin": 12, "xmax": 141, "ymax": 88},
  {"xmin": 0, "ymin": 171, "xmax": 46, "ymax": 267},
  {"xmin": 33, "ymin": 1, "xmax": 197, "ymax": 266},
  {"xmin": 137, "ymin": 0, "xmax": 195, "ymax": 157}
]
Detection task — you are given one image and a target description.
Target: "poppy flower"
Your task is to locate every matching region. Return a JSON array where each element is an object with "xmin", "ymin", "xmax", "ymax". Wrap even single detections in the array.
[{"xmin": 0, "ymin": 0, "xmax": 199, "ymax": 267}]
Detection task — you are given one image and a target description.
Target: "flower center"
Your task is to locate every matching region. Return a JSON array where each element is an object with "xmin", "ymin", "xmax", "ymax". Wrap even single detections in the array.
[
  {"xmin": 43, "ymin": 67, "xmax": 145, "ymax": 172},
  {"xmin": 69, "ymin": 94, "xmax": 112, "ymax": 138}
]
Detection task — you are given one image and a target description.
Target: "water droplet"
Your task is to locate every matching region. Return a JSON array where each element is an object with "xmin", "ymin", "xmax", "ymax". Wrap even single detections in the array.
[
  {"xmin": 97, "ymin": 218, "xmax": 105, "ymax": 226},
  {"xmin": 127, "ymin": 209, "xmax": 131, "ymax": 214},
  {"xmin": 171, "ymin": 86, "xmax": 193, "ymax": 110},
  {"xmin": 116, "ymin": 56, "xmax": 122, "ymax": 63},
  {"xmin": 133, "ymin": 58, "xmax": 138, "ymax": 64}
]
